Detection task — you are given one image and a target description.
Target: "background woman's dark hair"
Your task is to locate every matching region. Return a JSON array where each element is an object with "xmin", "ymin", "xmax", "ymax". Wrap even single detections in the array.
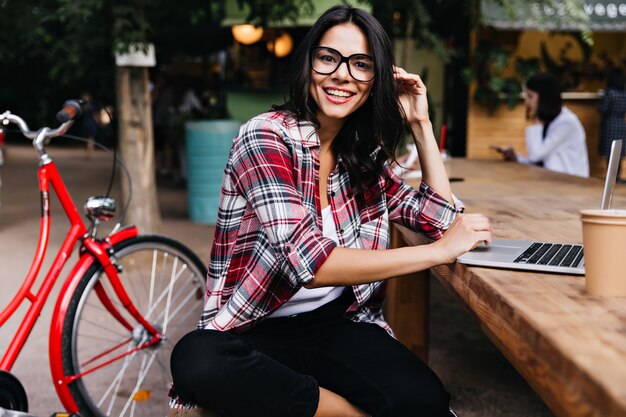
[
  {"xmin": 606, "ymin": 68, "xmax": 626, "ymax": 91},
  {"xmin": 525, "ymin": 73, "xmax": 563, "ymax": 139},
  {"xmin": 274, "ymin": 4, "xmax": 404, "ymax": 197}
]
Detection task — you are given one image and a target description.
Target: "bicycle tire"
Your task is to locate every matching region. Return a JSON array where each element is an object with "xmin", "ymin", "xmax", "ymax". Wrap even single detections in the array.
[
  {"xmin": 0, "ymin": 370, "xmax": 28, "ymax": 412},
  {"xmin": 60, "ymin": 235, "xmax": 207, "ymax": 417}
]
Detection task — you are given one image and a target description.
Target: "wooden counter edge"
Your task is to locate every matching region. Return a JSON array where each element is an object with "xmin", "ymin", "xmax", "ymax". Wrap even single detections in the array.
[{"xmin": 430, "ymin": 262, "xmax": 622, "ymax": 417}]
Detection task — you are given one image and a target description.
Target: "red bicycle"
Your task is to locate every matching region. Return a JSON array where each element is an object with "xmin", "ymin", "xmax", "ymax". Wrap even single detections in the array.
[{"xmin": 0, "ymin": 101, "xmax": 207, "ymax": 417}]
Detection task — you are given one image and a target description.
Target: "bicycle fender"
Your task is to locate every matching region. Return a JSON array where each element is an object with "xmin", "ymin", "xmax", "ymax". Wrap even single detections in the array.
[
  {"xmin": 49, "ymin": 252, "xmax": 94, "ymax": 412},
  {"xmin": 48, "ymin": 226, "xmax": 138, "ymax": 412}
]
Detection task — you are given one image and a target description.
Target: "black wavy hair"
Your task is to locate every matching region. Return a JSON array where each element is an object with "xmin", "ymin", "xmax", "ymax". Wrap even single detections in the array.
[
  {"xmin": 274, "ymin": 4, "xmax": 404, "ymax": 197},
  {"xmin": 525, "ymin": 73, "xmax": 563, "ymax": 139}
]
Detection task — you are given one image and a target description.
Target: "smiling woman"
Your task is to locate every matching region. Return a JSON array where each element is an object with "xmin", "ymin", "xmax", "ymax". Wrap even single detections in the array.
[{"xmin": 168, "ymin": 4, "xmax": 490, "ymax": 417}]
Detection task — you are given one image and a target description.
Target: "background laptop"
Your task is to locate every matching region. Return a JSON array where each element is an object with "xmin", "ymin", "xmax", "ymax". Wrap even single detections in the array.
[{"xmin": 456, "ymin": 139, "xmax": 623, "ymax": 275}]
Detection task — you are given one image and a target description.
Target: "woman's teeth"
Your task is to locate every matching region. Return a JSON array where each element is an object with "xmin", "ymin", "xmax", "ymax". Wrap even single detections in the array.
[{"xmin": 325, "ymin": 89, "xmax": 354, "ymax": 98}]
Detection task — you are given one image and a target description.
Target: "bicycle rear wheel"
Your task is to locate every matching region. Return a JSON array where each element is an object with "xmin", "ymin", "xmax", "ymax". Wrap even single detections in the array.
[{"xmin": 61, "ymin": 235, "xmax": 207, "ymax": 417}]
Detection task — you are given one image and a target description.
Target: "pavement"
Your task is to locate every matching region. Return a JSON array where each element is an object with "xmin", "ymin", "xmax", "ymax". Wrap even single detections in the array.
[{"xmin": 0, "ymin": 143, "xmax": 553, "ymax": 416}]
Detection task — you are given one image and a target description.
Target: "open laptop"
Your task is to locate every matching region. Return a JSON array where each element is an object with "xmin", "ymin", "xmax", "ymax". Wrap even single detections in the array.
[{"xmin": 457, "ymin": 139, "xmax": 623, "ymax": 275}]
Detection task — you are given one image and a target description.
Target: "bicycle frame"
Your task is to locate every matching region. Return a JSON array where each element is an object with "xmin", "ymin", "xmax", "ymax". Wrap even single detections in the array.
[{"xmin": 0, "ymin": 158, "xmax": 160, "ymax": 412}]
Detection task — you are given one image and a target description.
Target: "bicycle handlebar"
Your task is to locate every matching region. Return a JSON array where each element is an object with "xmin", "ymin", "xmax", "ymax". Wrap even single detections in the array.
[
  {"xmin": 0, "ymin": 112, "xmax": 37, "ymax": 139},
  {"xmin": 0, "ymin": 99, "xmax": 84, "ymax": 142},
  {"xmin": 56, "ymin": 99, "xmax": 84, "ymax": 123}
]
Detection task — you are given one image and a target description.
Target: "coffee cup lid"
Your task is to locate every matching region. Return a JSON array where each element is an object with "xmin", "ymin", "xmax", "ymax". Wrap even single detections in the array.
[
  {"xmin": 581, "ymin": 209, "xmax": 626, "ymax": 223},
  {"xmin": 581, "ymin": 209, "xmax": 626, "ymax": 216}
]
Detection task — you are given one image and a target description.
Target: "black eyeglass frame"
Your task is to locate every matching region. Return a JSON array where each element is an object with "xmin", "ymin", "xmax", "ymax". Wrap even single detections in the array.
[{"xmin": 310, "ymin": 46, "xmax": 375, "ymax": 82}]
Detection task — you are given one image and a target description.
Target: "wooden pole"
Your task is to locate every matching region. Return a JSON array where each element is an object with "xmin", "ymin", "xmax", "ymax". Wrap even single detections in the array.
[{"xmin": 116, "ymin": 66, "xmax": 162, "ymax": 232}]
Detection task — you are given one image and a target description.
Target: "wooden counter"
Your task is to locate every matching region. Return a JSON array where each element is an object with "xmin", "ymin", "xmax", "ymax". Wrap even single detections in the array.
[{"xmin": 387, "ymin": 159, "xmax": 626, "ymax": 417}]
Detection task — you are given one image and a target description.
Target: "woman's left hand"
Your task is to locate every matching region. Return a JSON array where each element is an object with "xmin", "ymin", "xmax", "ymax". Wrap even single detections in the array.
[{"xmin": 394, "ymin": 66, "xmax": 429, "ymax": 125}]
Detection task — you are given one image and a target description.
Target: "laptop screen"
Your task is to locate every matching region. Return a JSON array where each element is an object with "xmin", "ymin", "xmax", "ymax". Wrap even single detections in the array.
[{"xmin": 601, "ymin": 139, "xmax": 623, "ymax": 210}]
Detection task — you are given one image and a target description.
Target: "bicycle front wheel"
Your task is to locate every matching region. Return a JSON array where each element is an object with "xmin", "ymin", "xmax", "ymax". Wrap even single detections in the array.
[{"xmin": 61, "ymin": 235, "xmax": 207, "ymax": 417}]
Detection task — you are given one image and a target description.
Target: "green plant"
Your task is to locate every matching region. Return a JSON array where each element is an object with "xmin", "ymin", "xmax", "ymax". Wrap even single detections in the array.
[{"xmin": 463, "ymin": 40, "xmax": 539, "ymax": 109}]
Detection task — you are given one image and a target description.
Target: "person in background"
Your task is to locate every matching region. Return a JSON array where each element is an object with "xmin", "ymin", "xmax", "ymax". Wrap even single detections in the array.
[
  {"xmin": 79, "ymin": 92, "xmax": 100, "ymax": 159},
  {"xmin": 169, "ymin": 4, "xmax": 492, "ymax": 417},
  {"xmin": 599, "ymin": 68, "xmax": 626, "ymax": 181},
  {"xmin": 493, "ymin": 72, "xmax": 589, "ymax": 178},
  {"xmin": 151, "ymin": 73, "xmax": 175, "ymax": 177},
  {"xmin": 170, "ymin": 80, "xmax": 204, "ymax": 181}
]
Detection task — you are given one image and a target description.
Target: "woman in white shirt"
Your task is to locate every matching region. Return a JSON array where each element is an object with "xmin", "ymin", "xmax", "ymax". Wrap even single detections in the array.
[{"xmin": 495, "ymin": 73, "xmax": 589, "ymax": 177}]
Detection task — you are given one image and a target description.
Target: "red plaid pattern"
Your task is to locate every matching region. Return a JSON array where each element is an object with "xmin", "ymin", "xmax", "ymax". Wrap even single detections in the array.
[{"xmin": 197, "ymin": 111, "xmax": 463, "ymax": 333}]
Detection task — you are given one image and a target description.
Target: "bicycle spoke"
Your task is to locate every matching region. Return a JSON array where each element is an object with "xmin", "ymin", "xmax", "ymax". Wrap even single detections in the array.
[
  {"xmin": 157, "ymin": 283, "xmax": 202, "ymax": 329},
  {"xmin": 102, "ymin": 331, "xmax": 150, "ymax": 415},
  {"xmin": 120, "ymin": 350, "xmax": 158, "ymax": 417},
  {"xmin": 77, "ymin": 332, "xmax": 128, "ymax": 344},
  {"xmin": 154, "ymin": 351, "xmax": 169, "ymax": 381},
  {"xmin": 155, "ymin": 350, "xmax": 171, "ymax": 398},
  {"xmin": 80, "ymin": 317, "xmax": 128, "ymax": 338},
  {"xmin": 157, "ymin": 251, "xmax": 169, "ymax": 301},
  {"xmin": 117, "ymin": 351, "xmax": 149, "ymax": 417},
  {"xmin": 150, "ymin": 272, "xmax": 197, "ymax": 321},
  {"xmin": 162, "ymin": 257, "xmax": 179, "ymax": 335},
  {"xmin": 119, "ymin": 259, "xmax": 145, "ymax": 312},
  {"xmin": 145, "ymin": 250, "xmax": 174, "ymax": 316},
  {"xmin": 86, "ymin": 299, "xmax": 116, "ymax": 315},
  {"xmin": 125, "ymin": 272, "xmax": 142, "ymax": 312},
  {"xmin": 143, "ymin": 250, "xmax": 168, "ymax": 312},
  {"xmin": 135, "ymin": 256, "xmax": 151, "ymax": 297},
  {"xmin": 87, "ymin": 281, "xmax": 130, "ymax": 322},
  {"xmin": 145, "ymin": 263, "xmax": 188, "ymax": 321},
  {"xmin": 157, "ymin": 274, "xmax": 199, "ymax": 308},
  {"xmin": 98, "ymin": 344, "xmax": 137, "ymax": 412},
  {"xmin": 79, "ymin": 337, "xmax": 133, "ymax": 368},
  {"xmin": 148, "ymin": 250, "xmax": 158, "ymax": 311}
]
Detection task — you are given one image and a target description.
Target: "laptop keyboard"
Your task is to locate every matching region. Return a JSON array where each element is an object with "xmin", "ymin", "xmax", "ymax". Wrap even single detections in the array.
[{"xmin": 514, "ymin": 243, "xmax": 584, "ymax": 268}]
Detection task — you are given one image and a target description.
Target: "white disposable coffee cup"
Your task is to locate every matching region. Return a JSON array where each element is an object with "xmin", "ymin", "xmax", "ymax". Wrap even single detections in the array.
[{"xmin": 580, "ymin": 209, "xmax": 626, "ymax": 296}]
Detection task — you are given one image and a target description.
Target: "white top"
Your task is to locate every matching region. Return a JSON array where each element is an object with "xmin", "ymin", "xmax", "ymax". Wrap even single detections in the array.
[
  {"xmin": 269, "ymin": 206, "xmax": 344, "ymax": 318},
  {"xmin": 518, "ymin": 107, "xmax": 589, "ymax": 177}
]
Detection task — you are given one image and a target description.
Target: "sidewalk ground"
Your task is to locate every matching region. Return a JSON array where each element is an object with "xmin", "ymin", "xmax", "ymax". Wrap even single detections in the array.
[{"xmin": 0, "ymin": 144, "xmax": 552, "ymax": 416}]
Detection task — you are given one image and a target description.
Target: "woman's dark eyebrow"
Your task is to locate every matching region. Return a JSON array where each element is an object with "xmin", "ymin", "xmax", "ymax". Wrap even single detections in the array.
[{"xmin": 316, "ymin": 46, "xmax": 373, "ymax": 58}]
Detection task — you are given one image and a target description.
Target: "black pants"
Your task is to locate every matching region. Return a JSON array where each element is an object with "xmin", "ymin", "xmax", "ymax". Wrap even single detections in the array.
[{"xmin": 170, "ymin": 291, "xmax": 452, "ymax": 417}]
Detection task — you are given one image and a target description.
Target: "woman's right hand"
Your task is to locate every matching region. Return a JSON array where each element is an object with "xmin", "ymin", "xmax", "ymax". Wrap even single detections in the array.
[{"xmin": 432, "ymin": 213, "xmax": 494, "ymax": 264}]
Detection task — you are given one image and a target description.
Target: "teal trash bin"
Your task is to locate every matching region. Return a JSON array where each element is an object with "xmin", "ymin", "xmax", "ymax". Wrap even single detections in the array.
[{"xmin": 186, "ymin": 120, "xmax": 241, "ymax": 225}]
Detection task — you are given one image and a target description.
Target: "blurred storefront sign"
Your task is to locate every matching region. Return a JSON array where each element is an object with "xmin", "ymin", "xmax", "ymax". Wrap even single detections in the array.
[{"xmin": 482, "ymin": 0, "xmax": 626, "ymax": 31}]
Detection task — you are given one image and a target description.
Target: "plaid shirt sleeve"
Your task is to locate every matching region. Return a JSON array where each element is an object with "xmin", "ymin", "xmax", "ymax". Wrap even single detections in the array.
[
  {"xmin": 229, "ymin": 118, "xmax": 337, "ymax": 286},
  {"xmin": 384, "ymin": 166, "xmax": 464, "ymax": 240}
]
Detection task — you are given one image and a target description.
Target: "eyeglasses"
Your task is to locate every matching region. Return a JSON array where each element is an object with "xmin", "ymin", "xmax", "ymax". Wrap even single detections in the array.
[{"xmin": 310, "ymin": 46, "xmax": 375, "ymax": 82}]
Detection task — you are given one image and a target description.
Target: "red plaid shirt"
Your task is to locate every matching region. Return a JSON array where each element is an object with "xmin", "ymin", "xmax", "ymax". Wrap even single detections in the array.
[{"xmin": 198, "ymin": 111, "xmax": 462, "ymax": 333}]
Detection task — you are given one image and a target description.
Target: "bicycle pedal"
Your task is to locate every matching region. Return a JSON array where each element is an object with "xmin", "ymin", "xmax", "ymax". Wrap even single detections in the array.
[{"xmin": 49, "ymin": 413, "xmax": 80, "ymax": 417}]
